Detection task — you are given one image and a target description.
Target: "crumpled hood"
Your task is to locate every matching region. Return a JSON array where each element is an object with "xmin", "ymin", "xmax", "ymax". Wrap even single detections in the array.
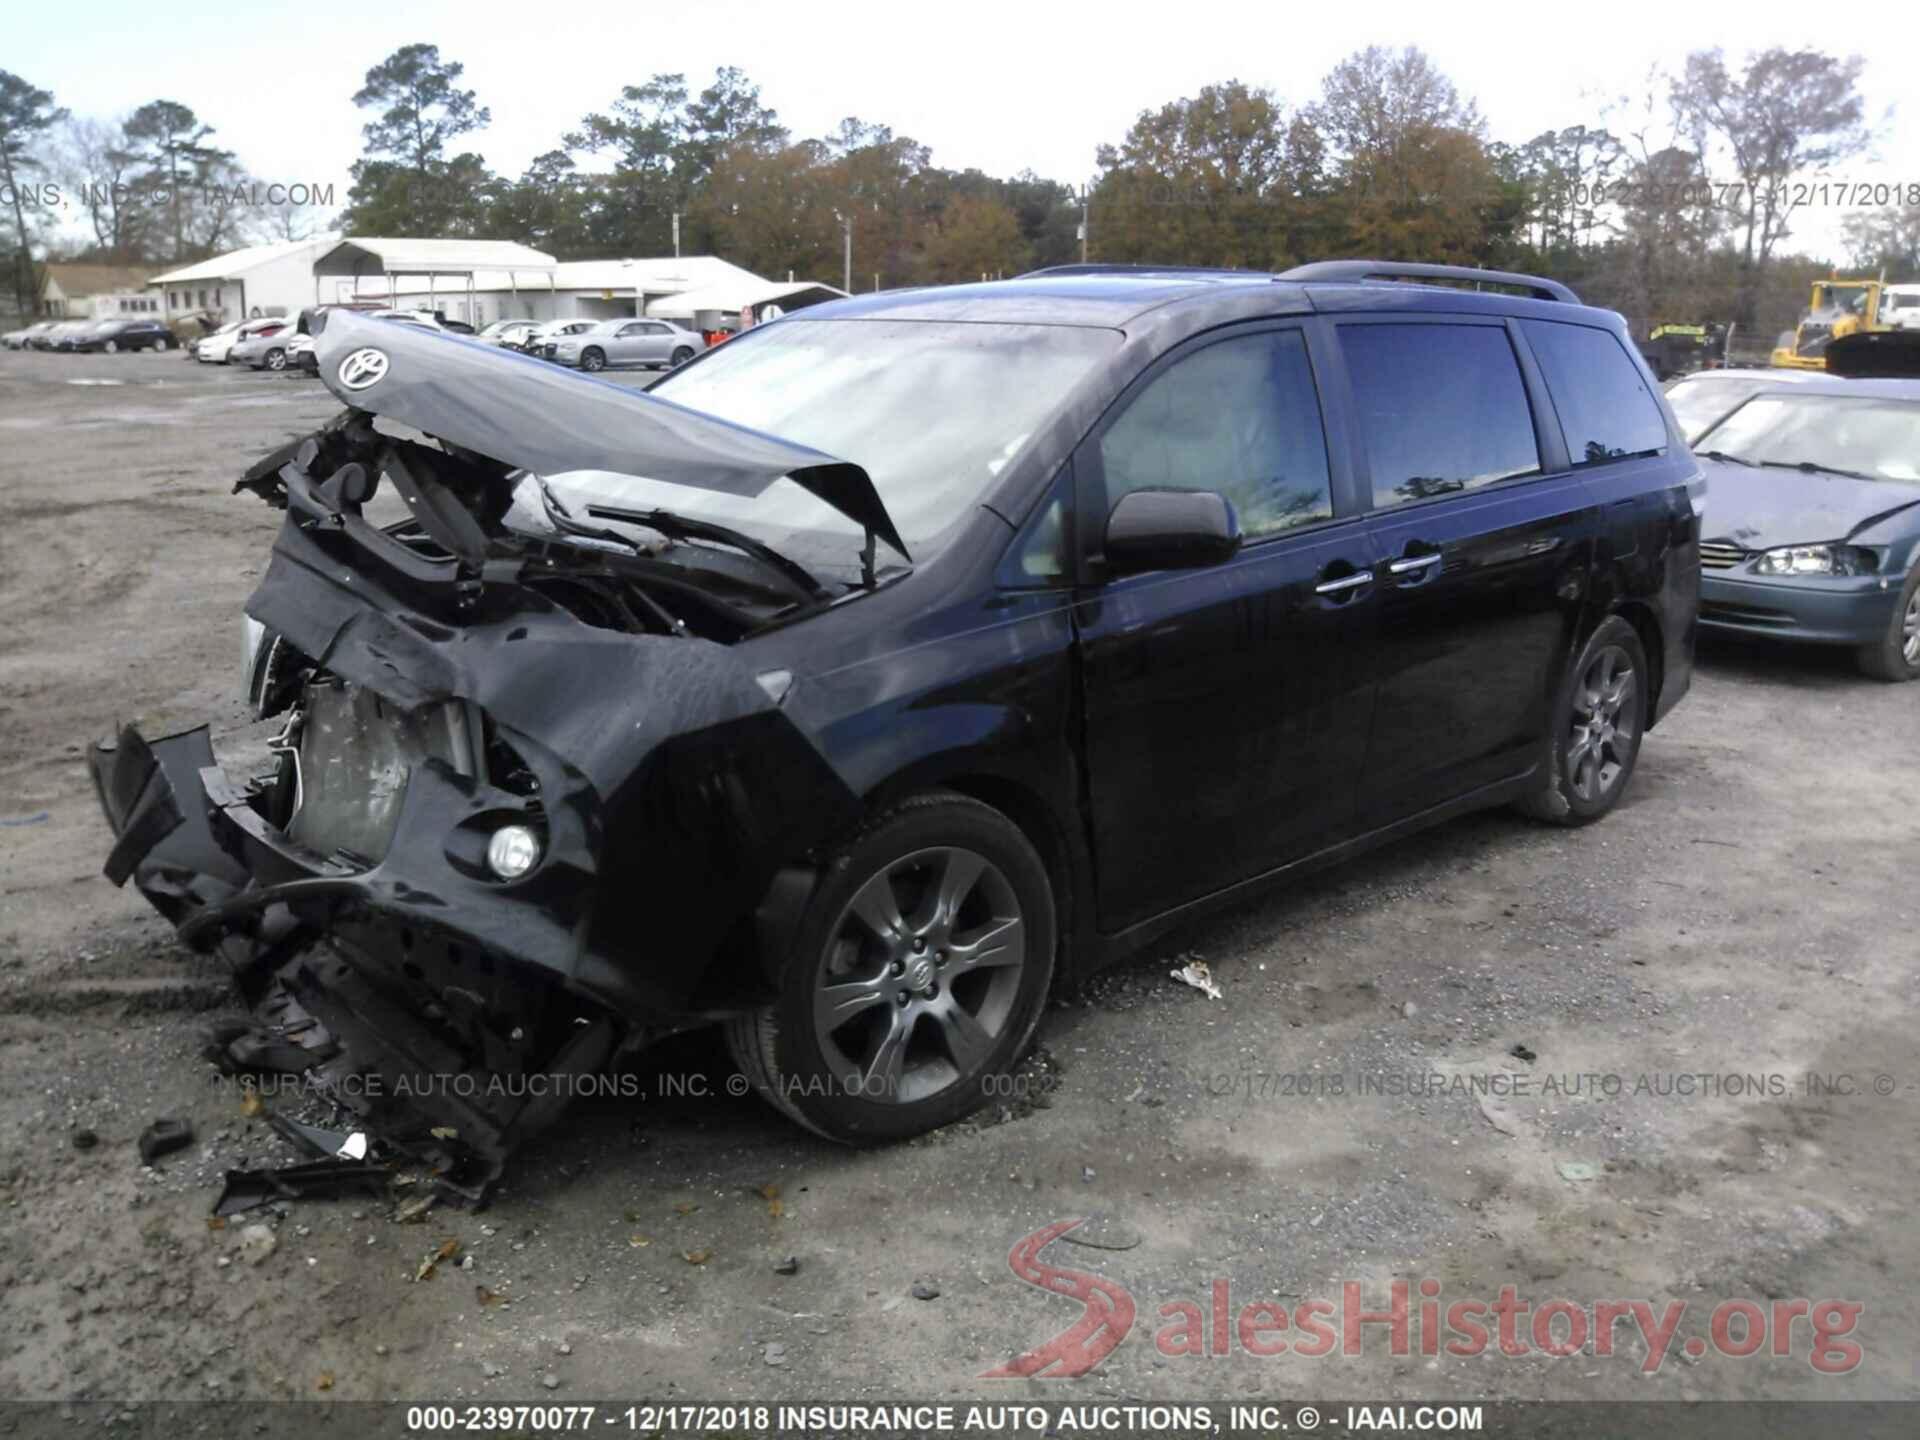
[
  {"xmin": 1697, "ymin": 455, "xmax": 1920, "ymax": 549},
  {"xmin": 313, "ymin": 310, "xmax": 907, "ymax": 556}
]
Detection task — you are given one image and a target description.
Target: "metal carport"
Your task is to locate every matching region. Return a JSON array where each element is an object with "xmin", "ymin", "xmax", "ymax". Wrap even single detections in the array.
[{"xmin": 311, "ymin": 238, "xmax": 559, "ymax": 319}]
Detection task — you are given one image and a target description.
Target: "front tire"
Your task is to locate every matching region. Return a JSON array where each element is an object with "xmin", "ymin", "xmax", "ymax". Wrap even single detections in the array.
[
  {"xmin": 154, "ymin": 337, "xmax": 170, "ymax": 352},
  {"xmin": 726, "ymin": 793, "xmax": 1056, "ymax": 1143},
  {"xmin": 1515, "ymin": 615, "xmax": 1649, "ymax": 826},
  {"xmin": 1856, "ymin": 566, "xmax": 1920, "ymax": 681},
  {"xmin": 103, "ymin": 340, "xmax": 118, "ymax": 354},
  {"xmin": 580, "ymin": 347, "xmax": 606, "ymax": 372},
  {"xmin": 263, "ymin": 348, "xmax": 286, "ymax": 371}
]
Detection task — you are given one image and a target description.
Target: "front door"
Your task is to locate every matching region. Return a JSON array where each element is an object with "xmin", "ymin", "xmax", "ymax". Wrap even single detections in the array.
[{"xmin": 1072, "ymin": 323, "xmax": 1379, "ymax": 932}]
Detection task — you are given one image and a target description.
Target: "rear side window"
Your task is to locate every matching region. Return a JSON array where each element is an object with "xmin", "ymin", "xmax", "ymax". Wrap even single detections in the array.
[
  {"xmin": 1341, "ymin": 324, "xmax": 1540, "ymax": 509},
  {"xmin": 1098, "ymin": 329, "xmax": 1334, "ymax": 539},
  {"xmin": 1523, "ymin": 319, "xmax": 1668, "ymax": 466}
]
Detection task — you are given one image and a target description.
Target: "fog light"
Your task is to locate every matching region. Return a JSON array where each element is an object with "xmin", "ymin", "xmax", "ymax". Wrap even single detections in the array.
[{"xmin": 486, "ymin": 824, "xmax": 542, "ymax": 880}]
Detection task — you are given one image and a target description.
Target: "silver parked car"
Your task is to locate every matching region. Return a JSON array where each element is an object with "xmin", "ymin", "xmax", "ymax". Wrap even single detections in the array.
[
  {"xmin": 229, "ymin": 318, "xmax": 299, "ymax": 371},
  {"xmin": 546, "ymin": 317, "xmax": 708, "ymax": 372}
]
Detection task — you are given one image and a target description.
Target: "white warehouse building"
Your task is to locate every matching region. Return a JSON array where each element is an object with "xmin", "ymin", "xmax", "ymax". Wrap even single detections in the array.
[
  {"xmin": 341, "ymin": 254, "xmax": 784, "ymax": 326},
  {"xmin": 149, "ymin": 238, "xmax": 335, "ymax": 323},
  {"xmin": 147, "ymin": 236, "xmax": 840, "ymax": 331}
]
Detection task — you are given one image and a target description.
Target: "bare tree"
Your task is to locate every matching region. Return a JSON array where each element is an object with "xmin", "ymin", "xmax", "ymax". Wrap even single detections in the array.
[
  {"xmin": 58, "ymin": 115, "xmax": 154, "ymax": 259},
  {"xmin": 1672, "ymin": 48, "xmax": 1868, "ymax": 325}
]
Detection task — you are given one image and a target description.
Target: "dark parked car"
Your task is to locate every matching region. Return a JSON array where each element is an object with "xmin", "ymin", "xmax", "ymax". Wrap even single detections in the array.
[
  {"xmin": 1689, "ymin": 371, "xmax": 1920, "ymax": 680},
  {"xmin": 92, "ymin": 266, "xmax": 1697, "ymax": 1193},
  {"xmin": 71, "ymin": 316, "xmax": 176, "ymax": 353}
]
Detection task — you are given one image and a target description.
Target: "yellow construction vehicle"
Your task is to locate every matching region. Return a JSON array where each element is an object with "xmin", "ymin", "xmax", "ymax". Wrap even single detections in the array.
[{"xmin": 1771, "ymin": 276, "xmax": 1888, "ymax": 370}]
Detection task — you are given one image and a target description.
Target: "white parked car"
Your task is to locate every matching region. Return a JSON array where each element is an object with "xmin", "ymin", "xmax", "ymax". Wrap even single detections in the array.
[
  {"xmin": 524, "ymin": 318, "xmax": 599, "ymax": 357},
  {"xmin": 475, "ymin": 318, "xmax": 544, "ymax": 350},
  {"xmin": 199, "ymin": 317, "xmax": 288, "ymax": 365}
]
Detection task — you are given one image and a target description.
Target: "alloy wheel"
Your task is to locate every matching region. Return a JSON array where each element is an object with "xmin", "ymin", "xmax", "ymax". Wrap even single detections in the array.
[
  {"xmin": 1903, "ymin": 592, "xmax": 1919, "ymax": 666},
  {"xmin": 813, "ymin": 846, "xmax": 1027, "ymax": 1105},
  {"xmin": 1566, "ymin": 644, "xmax": 1636, "ymax": 803}
]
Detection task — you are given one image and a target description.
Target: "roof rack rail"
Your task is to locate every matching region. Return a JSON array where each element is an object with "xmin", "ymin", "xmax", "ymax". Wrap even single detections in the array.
[
  {"xmin": 1018, "ymin": 263, "xmax": 1266, "ymax": 279},
  {"xmin": 1278, "ymin": 261, "xmax": 1578, "ymax": 304}
]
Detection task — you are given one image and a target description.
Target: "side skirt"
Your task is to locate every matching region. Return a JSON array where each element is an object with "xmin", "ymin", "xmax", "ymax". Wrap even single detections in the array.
[{"xmin": 1086, "ymin": 768, "xmax": 1538, "ymax": 971}]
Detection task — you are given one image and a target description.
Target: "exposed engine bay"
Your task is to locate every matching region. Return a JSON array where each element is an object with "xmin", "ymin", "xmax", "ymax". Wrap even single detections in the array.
[{"xmin": 89, "ymin": 312, "xmax": 890, "ymax": 1206}]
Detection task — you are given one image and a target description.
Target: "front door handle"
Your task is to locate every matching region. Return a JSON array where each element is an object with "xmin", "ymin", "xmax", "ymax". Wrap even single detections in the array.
[
  {"xmin": 1313, "ymin": 571, "xmax": 1373, "ymax": 596},
  {"xmin": 1387, "ymin": 552, "xmax": 1442, "ymax": 576}
]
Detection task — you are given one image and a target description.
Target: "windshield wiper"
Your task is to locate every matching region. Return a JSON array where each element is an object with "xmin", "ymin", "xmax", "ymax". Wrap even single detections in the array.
[
  {"xmin": 1699, "ymin": 449, "xmax": 1755, "ymax": 467},
  {"xmin": 534, "ymin": 481, "xmax": 691, "ymax": 635},
  {"xmin": 1755, "ymin": 459, "xmax": 1879, "ymax": 482},
  {"xmin": 581, "ymin": 501, "xmax": 830, "ymax": 603}
]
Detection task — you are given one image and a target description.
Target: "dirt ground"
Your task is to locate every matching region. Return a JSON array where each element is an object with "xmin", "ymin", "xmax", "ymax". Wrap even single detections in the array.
[{"xmin": 1, "ymin": 348, "xmax": 1916, "ymax": 1410}]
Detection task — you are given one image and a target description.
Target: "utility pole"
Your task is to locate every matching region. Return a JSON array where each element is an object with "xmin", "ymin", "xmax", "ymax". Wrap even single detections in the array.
[
  {"xmin": 1079, "ymin": 184, "xmax": 1089, "ymax": 264},
  {"xmin": 842, "ymin": 213, "xmax": 853, "ymax": 294},
  {"xmin": 671, "ymin": 212, "xmax": 681, "ymax": 258}
]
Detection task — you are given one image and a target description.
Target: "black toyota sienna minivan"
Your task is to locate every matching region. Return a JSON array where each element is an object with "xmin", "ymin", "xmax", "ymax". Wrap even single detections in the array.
[{"xmin": 95, "ymin": 262, "xmax": 1698, "ymax": 1187}]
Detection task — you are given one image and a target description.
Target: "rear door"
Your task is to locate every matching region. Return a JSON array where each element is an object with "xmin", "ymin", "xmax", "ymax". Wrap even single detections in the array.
[
  {"xmin": 1071, "ymin": 321, "xmax": 1379, "ymax": 931},
  {"xmin": 1329, "ymin": 316, "xmax": 1598, "ymax": 826}
]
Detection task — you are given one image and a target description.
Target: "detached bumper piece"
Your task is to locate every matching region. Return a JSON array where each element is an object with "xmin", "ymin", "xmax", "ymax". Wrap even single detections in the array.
[
  {"xmin": 206, "ymin": 946, "xmax": 616, "ymax": 1206},
  {"xmin": 91, "ymin": 723, "xmax": 617, "ymax": 1209}
]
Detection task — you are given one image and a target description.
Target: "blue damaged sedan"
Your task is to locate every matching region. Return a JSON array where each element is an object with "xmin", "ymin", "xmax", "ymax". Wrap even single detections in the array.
[{"xmin": 1689, "ymin": 373, "xmax": 1920, "ymax": 680}]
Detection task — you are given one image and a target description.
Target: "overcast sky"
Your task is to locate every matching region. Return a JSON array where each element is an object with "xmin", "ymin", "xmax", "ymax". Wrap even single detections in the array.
[{"xmin": 12, "ymin": 0, "xmax": 1917, "ymax": 258}]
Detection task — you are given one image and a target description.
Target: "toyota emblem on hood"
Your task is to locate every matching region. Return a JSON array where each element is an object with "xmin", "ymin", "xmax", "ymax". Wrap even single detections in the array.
[{"xmin": 337, "ymin": 347, "xmax": 390, "ymax": 390}]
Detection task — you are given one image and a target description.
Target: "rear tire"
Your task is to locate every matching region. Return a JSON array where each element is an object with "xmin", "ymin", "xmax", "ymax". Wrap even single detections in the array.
[
  {"xmin": 1515, "ymin": 615, "xmax": 1649, "ymax": 826},
  {"xmin": 725, "ymin": 792, "xmax": 1056, "ymax": 1144},
  {"xmin": 103, "ymin": 340, "xmax": 118, "ymax": 354},
  {"xmin": 670, "ymin": 345, "xmax": 694, "ymax": 366},
  {"xmin": 1855, "ymin": 566, "xmax": 1920, "ymax": 682}
]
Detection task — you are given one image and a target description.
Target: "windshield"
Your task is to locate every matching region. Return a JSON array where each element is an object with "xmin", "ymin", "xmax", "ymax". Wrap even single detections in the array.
[
  {"xmin": 1667, "ymin": 376, "xmax": 1781, "ymax": 444},
  {"xmin": 1696, "ymin": 393, "xmax": 1920, "ymax": 483},
  {"xmin": 539, "ymin": 317, "xmax": 1118, "ymax": 578}
]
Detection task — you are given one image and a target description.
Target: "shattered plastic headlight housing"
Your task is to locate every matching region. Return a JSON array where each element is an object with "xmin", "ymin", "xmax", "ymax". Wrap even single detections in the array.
[{"xmin": 1752, "ymin": 544, "xmax": 1875, "ymax": 577}]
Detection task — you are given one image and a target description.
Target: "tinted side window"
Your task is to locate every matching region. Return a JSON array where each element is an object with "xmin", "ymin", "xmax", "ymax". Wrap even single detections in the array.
[
  {"xmin": 1342, "ymin": 324, "xmax": 1540, "ymax": 509},
  {"xmin": 1098, "ymin": 329, "xmax": 1333, "ymax": 540},
  {"xmin": 1523, "ymin": 319, "xmax": 1668, "ymax": 465}
]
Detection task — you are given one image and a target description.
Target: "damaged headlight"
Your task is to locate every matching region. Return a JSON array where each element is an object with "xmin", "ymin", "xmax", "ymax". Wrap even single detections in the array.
[{"xmin": 1752, "ymin": 544, "xmax": 1876, "ymax": 577}]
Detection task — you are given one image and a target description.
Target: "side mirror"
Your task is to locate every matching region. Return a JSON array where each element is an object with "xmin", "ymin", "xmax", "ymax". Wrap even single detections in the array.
[{"xmin": 1103, "ymin": 488, "xmax": 1242, "ymax": 576}]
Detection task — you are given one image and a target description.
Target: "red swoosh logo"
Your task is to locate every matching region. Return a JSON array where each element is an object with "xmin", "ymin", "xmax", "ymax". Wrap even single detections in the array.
[{"xmin": 980, "ymin": 1219, "xmax": 1136, "ymax": 1378}]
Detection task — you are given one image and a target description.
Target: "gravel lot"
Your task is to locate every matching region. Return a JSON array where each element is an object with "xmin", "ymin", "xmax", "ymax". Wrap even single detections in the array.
[{"xmin": 1, "ymin": 347, "xmax": 1915, "ymax": 1408}]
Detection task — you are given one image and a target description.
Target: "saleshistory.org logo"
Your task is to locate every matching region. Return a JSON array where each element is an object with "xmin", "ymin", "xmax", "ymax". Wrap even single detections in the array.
[
  {"xmin": 337, "ymin": 347, "xmax": 390, "ymax": 391},
  {"xmin": 981, "ymin": 1221, "xmax": 1865, "ymax": 1378}
]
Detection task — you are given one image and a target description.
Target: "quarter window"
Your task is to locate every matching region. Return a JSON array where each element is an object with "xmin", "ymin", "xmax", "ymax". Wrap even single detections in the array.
[
  {"xmin": 1098, "ymin": 329, "xmax": 1334, "ymax": 540},
  {"xmin": 1522, "ymin": 320, "xmax": 1668, "ymax": 466},
  {"xmin": 1342, "ymin": 324, "xmax": 1541, "ymax": 509}
]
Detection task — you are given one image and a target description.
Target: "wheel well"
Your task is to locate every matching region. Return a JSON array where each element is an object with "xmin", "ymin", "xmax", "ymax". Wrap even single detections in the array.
[
  {"xmin": 916, "ymin": 774, "xmax": 1078, "ymax": 980},
  {"xmin": 1613, "ymin": 600, "xmax": 1664, "ymax": 725}
]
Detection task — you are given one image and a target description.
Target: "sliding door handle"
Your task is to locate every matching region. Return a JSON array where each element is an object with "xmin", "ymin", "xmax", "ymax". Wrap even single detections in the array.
[{"xmin": 1313, "ymin": 571, "xmax": 1373, "ymax": 596}]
